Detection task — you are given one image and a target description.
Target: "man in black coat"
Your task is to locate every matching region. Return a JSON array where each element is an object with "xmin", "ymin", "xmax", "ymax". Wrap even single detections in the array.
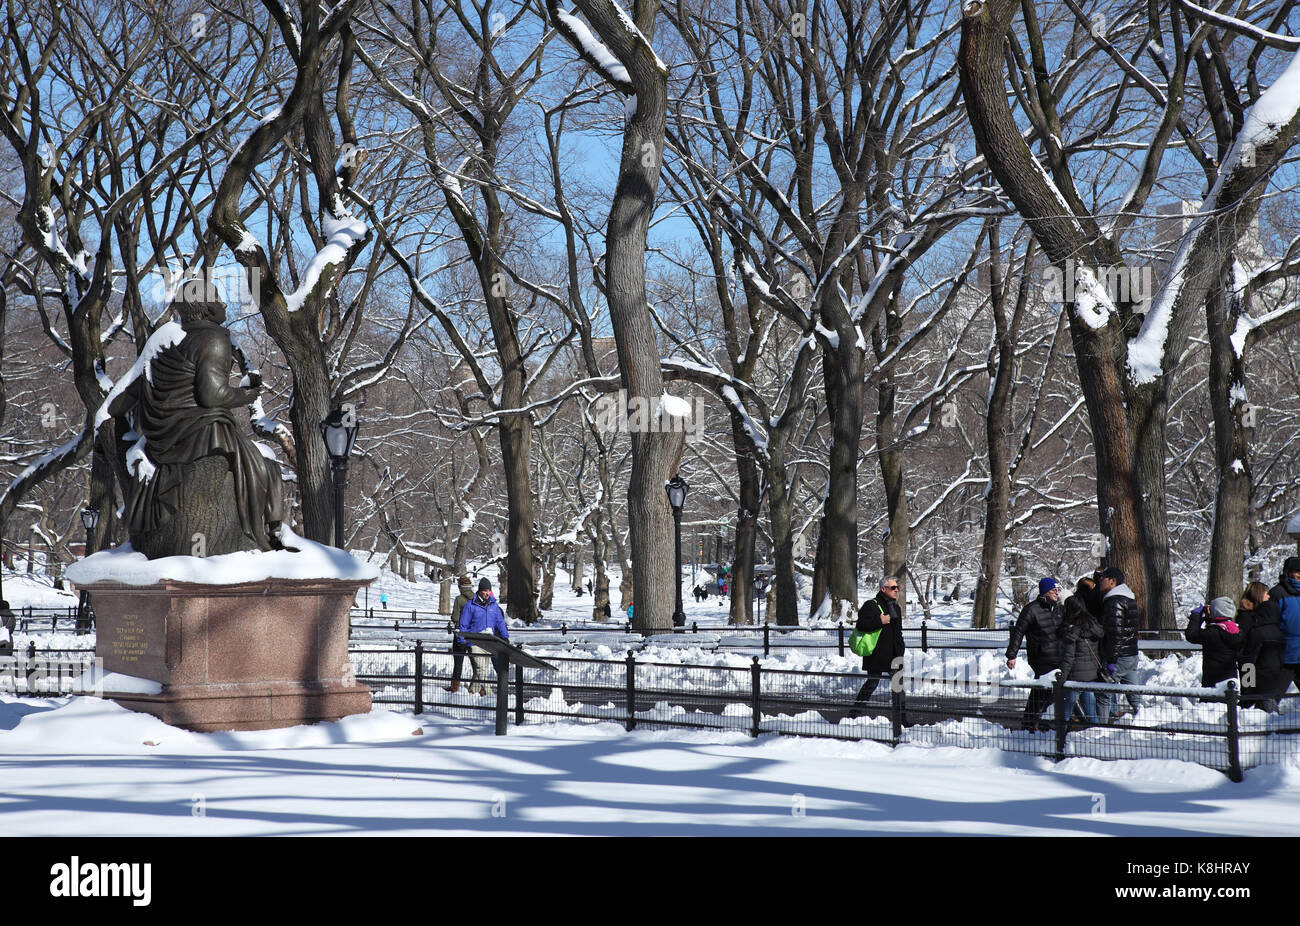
[
  {"xmin": 1096, "ymin": 565, "xmax": 1142, "ymax": 722},
  {"xmin": 1006, "ymin": 577, "xmax": 1064, "ymax": 731},
  {"xmin": 853, "ymin": 576, "xmax": 905, "ymax": 706}
]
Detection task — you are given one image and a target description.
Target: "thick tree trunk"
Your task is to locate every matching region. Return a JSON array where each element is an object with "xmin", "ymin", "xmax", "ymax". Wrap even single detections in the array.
[
  {"xmin": 959, "ymin": 0, "xmax": 1145, "ymax": 613},
  {"xmin": 498, "ymin": 415, "xmax": 540, "ymax": 623},
  {"xmin": 767, "ymin": 458, "xmax": 800, "ymax": 625},
  {"xmin": 573, "ymin": 0, "xmax": 677, "ymax": 634},
  {"xmin": 811, "ymin": 516, "xmax": 829, "ymax": 618},
  {"xmin": 1206, "ymin": 279, "xmax": 1252, "ymax": 603},
  {"xmin": 1127, "ymin": 384, "xmax": 1176, "ymax": 628},
  {"xmin": 821, "ymin": 340, "xmax": 864, "ymax": 620}
]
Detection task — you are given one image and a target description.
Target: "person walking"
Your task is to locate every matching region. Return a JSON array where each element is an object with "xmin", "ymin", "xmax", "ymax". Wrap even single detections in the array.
[
  {"xmin": 1057, "ymin": 578, "xmax": 1104, "ymax": 725},
  {"xmin": 444, "ymin": 574, "xmax": 475, "ymax": 693},
  {"xmin": 1096, "ymin": 566, "xmax": 1142, "ymax": 723},
  {"xmin": 456, "ymin": 578, "xmax": 510, "ymax": 696},
  {"xmin": 0, "ymin": 599, "xmax": 14, "ymax": 658},
  {"xmin": 1184, "ymin": 597, "xmax": 1245, "ymax": 687},
  {"xmin": 853, "ymin": 576, "xmax": 906, "ymax": 707},
  {"xmin": 1271, "ymin": 557, "xmax": 1300, "ymax": 698},
  {"xmin": 1006, "ymin": 577, "xmax": 1065, "ymax": 731},
  {"xmin": 1238, "ymin": 580, "xmax": 1287, "ymax": 711}
]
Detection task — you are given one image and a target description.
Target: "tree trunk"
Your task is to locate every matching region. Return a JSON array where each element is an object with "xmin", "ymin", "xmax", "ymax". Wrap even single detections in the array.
[
  {"xmin": 1206, "ymin": 276, "xmax": 1252, "ymax": 603},
  {"xmin": 821, "ymin": 339, "xmax": 864, "ymax": 620},
  {"xmin": 539, "ymin": 553, "xmax": 556, "ymax": 610},
  {"xmin": 571, "ymin": 550, "xmax": 584, "ymax": 592},
  {"xmin": 572, "ymin": 0, "xmax": 677, "ymax": 634},
  {"xmin": 1126, "ymin": 384, "xmax": 1176, "ymax": 628},
  {"xmin": 974, "ymin": 224, "xmax": 1014, "ymax": 629},
  {"xmin": 728, "ymin": 414, "xmax": 760, "ymax": 625},
  {"xmin": 767, "ymin": 454, "xmax": 800, "ymax": 625},
  {"xmin": 811, "ymin": 516, "xmax": 829, "ymax": 619},
  {"xmin": 876, "ymin": 312, "xmax": 909, "ymax": 615}
]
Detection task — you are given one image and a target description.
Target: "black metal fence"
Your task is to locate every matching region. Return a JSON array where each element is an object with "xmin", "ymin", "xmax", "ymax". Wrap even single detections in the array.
[
  {"xmin": 6, "ymin": 638, "xmax": 1289, "ymax": 780},
  {"xmin": 348, "ymin": 613, "xmax": 1196, "ymax": 656},
  {"xmin": 350, "ymin": 642, "xmax": 1296, "ymax": 781}
]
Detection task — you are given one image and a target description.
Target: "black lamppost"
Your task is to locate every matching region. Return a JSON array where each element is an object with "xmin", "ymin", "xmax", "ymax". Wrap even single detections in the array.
[
  {"xmin": 76, "ymin": 506, "xmax": 99, "ymax": 635},
  {"xmin": 754, "ymin": 571, "xmax": 771, "ymax": 625},
  {"xmin": 319, "ymin": 408, "xmax": 360, "ymax": 549},
  {"xmin": 665, "ymin": 476, "xmax": 688, "ymax": 627}
]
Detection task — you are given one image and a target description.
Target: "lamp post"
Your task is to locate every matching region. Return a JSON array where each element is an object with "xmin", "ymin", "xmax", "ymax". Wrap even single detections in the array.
[
  {"xmin": 319, "ymin": 407, "xmax": 360, "ymax": 549},
  {"xmin": 77, "ymin": 506, "xmax": 99, "ymax": 635},
  {"xmin": 665, "ymin": 476, "xmax": 688, "ymax": 628},
  {"xmin": 754, "ymin": 571, "xmax": 771, "ymax": 625}
]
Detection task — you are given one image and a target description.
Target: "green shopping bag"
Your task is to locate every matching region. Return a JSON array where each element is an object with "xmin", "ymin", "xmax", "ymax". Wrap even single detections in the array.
[
  {"xmin": 848, "ymin": 600, "xmax": 887, "ymax": 657},
  {"xmin": 848, "ymin": 627, "xmax": 882, "ymax": 657}
]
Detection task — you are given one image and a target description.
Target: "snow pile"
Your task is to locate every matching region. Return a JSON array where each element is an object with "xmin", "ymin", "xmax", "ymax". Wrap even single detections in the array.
[
  {"xmin": 70, "ymin": 665, "xmax": 163, "ymax": 695},
  {"xmin": 65, "ymin": 526, "xmax": 379, "ymax": 586}
]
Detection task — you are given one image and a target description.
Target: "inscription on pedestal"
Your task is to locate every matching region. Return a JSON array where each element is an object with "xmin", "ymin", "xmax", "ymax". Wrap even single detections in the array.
[{"xmin": 111, "ymin": 613, "xmax": 149, "ymax": 663}]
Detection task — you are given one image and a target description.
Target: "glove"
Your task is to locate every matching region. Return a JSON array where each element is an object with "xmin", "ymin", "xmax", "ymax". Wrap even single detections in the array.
[{"xmin": 1107, "ymin": 663, "xmax": 1117, "ymax": 673}]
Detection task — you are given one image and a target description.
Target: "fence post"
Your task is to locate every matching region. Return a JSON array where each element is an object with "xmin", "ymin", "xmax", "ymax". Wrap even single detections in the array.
[
  {"xmin": 625, "ymin": 651, "xmax": 637, "ymax": 731},
  {"xmin": 52, "ymin": 611, "xmax": 57, "ymax": 632},
  {"xmin": 890, "ymin": 673, "xmax": 904, "ymax": 745},
  {"xmin": 1226, "ymin": 681, "xmax": 1243, "ymax": 783},
  {"xmin": 692, "ymin": 621, "xmax": 698, "ymax": 634},
  {"xmin": 414, "ymin": 640, "xmax": 424, "ymax": 716},
  {"xmin": 921, "ymin": 618, "xmax": 928, "ymax": 653},
  {"xmin": 368, "ymin": 607, "xmax": 374, "ymax": 620},
  {"xmin": 561, "ymin": 623, "xmax": 567, "ymax": 636},
  {"xmin": 750, "ymin": 656, "xmax": 762, "ymax": 737},
  {"xmin": 837, "ymin": 622, "xmax": 845, "ymax": 656},
  {"xmin": 1052, "ymin": 672, "xmax": 1066, "ymax": 762},
  {"xmin": 763, "ymin": 622, "xmax": 770, "ymax": 656},
  {"xmin": 515, "ymin": 662, "xmax": 524, "ymax": 726}
]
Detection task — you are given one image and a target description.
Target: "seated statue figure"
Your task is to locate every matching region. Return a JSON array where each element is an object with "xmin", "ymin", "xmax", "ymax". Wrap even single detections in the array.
[{"xmin": 108, "ymin": 298, "xmax": 285, "ymax": 559}]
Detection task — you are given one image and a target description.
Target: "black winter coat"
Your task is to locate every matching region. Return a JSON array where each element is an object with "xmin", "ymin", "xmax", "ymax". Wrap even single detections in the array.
[
  {"xmin": 856, "ymin": 593, "xmax": 904, "ymax": 674},
  {"xmin": 1238, "ymin": 599, "xmax": 1287, "ymax": 701},
  {"xmin": 0, "ymin": 604, "xmax": 12, "ymax": 658},
  {"xmin": 1006, "ymin": 596, "xmax": 1065, "ymax": 671},
  {"xmin": 1185, "ymin": 608, "xmax": 1245, "ymax": 686},
  {"xmin": 1101, "ymin": 585, "xmax": 1141, "ymax": 663},
  {"xmin": 1058, "ymin": 599, "xmax": 1105, "ymax": 682}
]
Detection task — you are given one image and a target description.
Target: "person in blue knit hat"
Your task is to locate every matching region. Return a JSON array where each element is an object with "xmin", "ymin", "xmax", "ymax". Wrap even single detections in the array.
[{"xmin": 1005, "ymin": 576, "xmax": 1064, "ymax": 731}]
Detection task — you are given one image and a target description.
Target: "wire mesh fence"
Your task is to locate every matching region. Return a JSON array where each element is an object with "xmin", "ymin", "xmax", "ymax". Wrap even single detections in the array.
[
  {"xmin": 7, "ymin": 636, "xmax": 1288, "ymax": 780},
  {"xmin": 350, "ymin": 643, "xmax": 1297, "ymax": 780}
]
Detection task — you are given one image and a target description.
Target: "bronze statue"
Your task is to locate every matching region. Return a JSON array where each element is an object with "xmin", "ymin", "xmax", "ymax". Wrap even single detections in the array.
[{"xmin": 108, "ymin": 299, "xmax": 285, "ymax": 558}]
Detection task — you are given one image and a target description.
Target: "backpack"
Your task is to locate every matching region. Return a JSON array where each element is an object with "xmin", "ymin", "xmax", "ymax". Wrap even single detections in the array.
[{"xmin": 849, "ymin": 600, "xmax": 886, "ymax": 657}]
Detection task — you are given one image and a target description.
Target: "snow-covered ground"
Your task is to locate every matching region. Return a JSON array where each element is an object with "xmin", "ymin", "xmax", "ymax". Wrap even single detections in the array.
[
  {"xmin": 0, "ymin": 694, "xmax": 1295, "ymax": 836},
  {"xmin": 0, "ymin": 570, "xmax": 80, "ymax": 610}
]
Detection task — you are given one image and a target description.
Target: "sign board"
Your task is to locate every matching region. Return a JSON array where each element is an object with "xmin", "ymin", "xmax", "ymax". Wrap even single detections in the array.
[{"xmin": 461, "ymin": 633, "xmax": 557, "ymax": 672}]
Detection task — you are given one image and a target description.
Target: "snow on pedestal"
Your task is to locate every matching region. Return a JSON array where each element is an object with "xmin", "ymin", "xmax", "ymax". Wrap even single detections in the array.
[{"xmin": 65, "ymin": 526, "xmax": 378, "ymax": 587}]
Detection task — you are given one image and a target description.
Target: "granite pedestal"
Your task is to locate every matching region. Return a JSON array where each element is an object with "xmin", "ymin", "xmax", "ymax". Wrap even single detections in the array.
[{"xmin": 83, "ymin": 576, "xmax": 371, "ymax": 732}]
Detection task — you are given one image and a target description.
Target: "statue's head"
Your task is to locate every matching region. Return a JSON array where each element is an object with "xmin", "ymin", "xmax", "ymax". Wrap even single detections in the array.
[{"xmin": 176, "ymin": 297, "xmax": 227, "ymax": 327}]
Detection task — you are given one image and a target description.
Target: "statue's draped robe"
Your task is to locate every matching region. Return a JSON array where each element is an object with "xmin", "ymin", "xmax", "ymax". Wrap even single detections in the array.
[{"xmin": 124, "ymin": 322, "xmax": 280, "ymax": 551}]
